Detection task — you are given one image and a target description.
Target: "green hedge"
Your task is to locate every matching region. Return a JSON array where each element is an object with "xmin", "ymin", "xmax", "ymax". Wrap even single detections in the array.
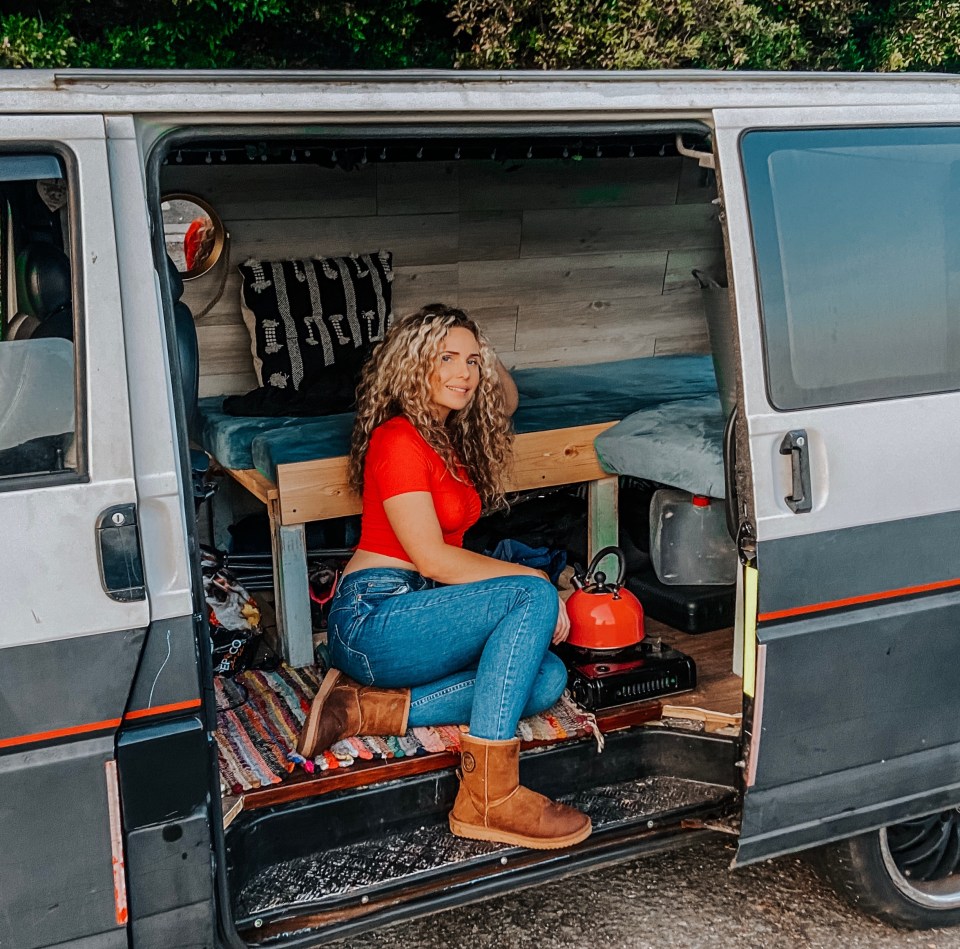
[{"xmin": 3, "ymin": 1, "xmax": 960, "ymax": 71}]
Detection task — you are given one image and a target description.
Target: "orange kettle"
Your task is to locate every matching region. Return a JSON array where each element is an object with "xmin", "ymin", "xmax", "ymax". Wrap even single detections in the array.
[{"xmin": 565, "ymin": 547, "xmax": 645, "ymax": 651}]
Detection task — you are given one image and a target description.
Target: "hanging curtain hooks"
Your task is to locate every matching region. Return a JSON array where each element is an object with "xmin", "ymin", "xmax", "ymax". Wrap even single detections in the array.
[
  {"xmin": 454, "ymin": 146, "xmax": 461, "ymax": 159},
  {"xmin": 628, "ymin": 145, "xmax": 635, "ymax": 158},
  {"xmin": 290, "ymin": 149, "xmax": 297, "ymax": 162},
  {"xmin": 526, "ymin": 145, "xmax": 533, "ymax": 159},
  {"xmin": 220, "ymin": 149, "xmax": 227, "ymax": 162}
]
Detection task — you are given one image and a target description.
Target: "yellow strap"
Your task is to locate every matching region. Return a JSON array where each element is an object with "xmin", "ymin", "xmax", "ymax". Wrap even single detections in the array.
[{"xmin": 742, "ymin": 564, "xmax": 759, "ymax": 699}]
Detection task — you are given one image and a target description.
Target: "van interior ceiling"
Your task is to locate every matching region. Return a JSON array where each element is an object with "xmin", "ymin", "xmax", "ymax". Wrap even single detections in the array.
[{"xmin": 154, "ymin": 123, "xmax": 746, "ymax": 940}]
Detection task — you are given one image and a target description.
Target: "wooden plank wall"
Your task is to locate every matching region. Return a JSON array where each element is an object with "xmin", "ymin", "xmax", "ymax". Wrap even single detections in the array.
[{"xmin": 161, "ymin": 156, "xmax": 724, "ymax": 398}]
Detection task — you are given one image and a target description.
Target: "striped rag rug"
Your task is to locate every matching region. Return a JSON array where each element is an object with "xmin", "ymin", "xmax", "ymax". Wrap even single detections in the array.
[{"xmin": 215, "ymin": 666, "xmax": 602, "ymax": 794}]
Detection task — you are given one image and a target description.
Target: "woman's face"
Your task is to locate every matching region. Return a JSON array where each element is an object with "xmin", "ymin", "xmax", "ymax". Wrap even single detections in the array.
[{"xmin": 428, "ymin": 326, "xmax": 481, "ymax": 420}]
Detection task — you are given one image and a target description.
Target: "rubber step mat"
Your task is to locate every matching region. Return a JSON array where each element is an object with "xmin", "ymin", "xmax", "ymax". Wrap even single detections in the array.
[{"xmin": 234, "ymin": 775, "xmax": 731, "ymax": 923}]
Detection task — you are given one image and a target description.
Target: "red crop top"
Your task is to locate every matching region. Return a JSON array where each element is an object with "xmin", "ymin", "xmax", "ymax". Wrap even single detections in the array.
[{"xmin": 357, "ymin": 416, "xmax": 482, "ymax": 561}]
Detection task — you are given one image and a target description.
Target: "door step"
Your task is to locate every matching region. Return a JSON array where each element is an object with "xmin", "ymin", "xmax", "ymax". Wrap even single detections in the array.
[{"xmin": 235, "ymin": 775, "xmax": 732, "ymax": 930}]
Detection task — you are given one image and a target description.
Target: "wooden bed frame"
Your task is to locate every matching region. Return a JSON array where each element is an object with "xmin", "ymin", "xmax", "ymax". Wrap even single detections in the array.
[{"xmin": 226, "ymin": 421, "xmax": 621, "ymax": 667}]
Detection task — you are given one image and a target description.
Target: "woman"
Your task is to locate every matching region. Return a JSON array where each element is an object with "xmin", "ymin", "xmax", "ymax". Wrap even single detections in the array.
[{"xmin": 298, "ymin": 304, "xmax": 591, "ymax": 850}]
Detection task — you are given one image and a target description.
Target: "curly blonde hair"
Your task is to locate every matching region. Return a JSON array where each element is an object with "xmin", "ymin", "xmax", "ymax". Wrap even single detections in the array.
[{"xmin": 348, "ymin": 304, "xmax": 513, "ymax": 509}]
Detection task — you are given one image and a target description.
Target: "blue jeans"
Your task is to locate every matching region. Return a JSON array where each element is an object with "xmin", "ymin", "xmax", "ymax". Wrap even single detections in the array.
[{"xmin": 327, "ymin": 568, "xmax": 567, "ymax": 741}]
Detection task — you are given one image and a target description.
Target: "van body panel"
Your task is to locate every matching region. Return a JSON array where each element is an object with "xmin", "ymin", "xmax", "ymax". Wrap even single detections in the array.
[
  {"xmin": 0, "ymin": 628, "xmax": 144, "ymax": 745},
  {"xmin": 1, "ymin": 115, "xmax": 147, "ymax": 646},
  {"xmin": 6, "ymin": 70, "xmax": 960, "ymax": 118},
  {"xmin": 107, "ymin": 120, "xmax": 194, "ymax": 624},
  {"xmin": 0, "ymin": 737, "xmax": 124, "ymax": 949},
  {"xmin": 737, "ymin": 743, "xmax": 960, "ymax": 865},
  {"xmin": 715, "ymin": 105, "xmax": 960, "ymax": 863},
  {"xmin": 755, "ymin": 512, "xmax": 960, "ymax": 616},
  {"xmin": 754, "ymin": 591, "xmax": 960, "ymax": 784},
  {"xmin": 123, "ymin": 615, "xmax": 203, "ymax": 715},
  {"xmin": 0, "ymin": 113, "xmax": 155, "ymax": 947},
  {"xmin": 117, "ymin": 719, "xmax": 217, "ymax": 947}
]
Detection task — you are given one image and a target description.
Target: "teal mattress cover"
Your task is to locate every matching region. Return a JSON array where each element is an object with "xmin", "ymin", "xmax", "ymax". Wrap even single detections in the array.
[{"xmin": 197, "ymin": 354, "xmax": 724, "ymax": 490}]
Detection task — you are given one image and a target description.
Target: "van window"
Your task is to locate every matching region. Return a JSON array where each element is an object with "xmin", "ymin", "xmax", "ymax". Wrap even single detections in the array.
[
  {"xmin": 741, "ymin": 126, "xmax": 960, "ymax": 409},
  {"xmin": 0, "ymin": 154, "xmax": 77, "ymax": 481}
]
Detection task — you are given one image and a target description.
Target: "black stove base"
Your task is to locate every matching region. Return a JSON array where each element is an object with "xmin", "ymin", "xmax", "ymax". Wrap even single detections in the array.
[{"xmin": 554, "ymin": 640, "xmax": 697, "ymax": 712}]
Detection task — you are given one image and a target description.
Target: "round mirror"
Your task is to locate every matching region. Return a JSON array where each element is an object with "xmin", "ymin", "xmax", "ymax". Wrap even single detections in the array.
[{"xmin": 161, "ymin": 193, "xmax": 226, "ymax": 280}]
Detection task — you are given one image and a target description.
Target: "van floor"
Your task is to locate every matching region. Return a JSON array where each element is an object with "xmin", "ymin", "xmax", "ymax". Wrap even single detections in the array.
[{"xmin": 217, "ymin": 620, "xmax": 740, "ymax": 817}]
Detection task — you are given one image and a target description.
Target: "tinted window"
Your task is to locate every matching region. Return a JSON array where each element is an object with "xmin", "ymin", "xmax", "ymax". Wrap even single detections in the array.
[
  {"xmin": 742, "ymin": 127, "xmax": 960, "ymax": 409},
  {"xmin": 0, "ymin": 154, "xmax": 77, "ymax": 481}
]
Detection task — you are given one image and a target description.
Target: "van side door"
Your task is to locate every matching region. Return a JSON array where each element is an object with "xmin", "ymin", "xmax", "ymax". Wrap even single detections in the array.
[
  {"xmin": 0, "ymin": 117, "xmax": 148, "ymax": 947},
  {"xmin": 715, "ymin": 107, "xmax": 960, "ymax": 864}
]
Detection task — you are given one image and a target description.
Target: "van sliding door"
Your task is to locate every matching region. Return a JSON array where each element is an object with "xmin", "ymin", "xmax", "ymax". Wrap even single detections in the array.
[
  {"xmin": 0, "ymin": 117, "xmax": 148, "ymax": 947},
  {"xmin": 715, "ymin": 107, "xmax": 960, "ymax": 865}
]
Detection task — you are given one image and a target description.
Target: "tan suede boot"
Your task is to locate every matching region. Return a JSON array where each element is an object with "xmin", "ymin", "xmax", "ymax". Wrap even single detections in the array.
[
  {"xmin": 297, "ymin": 669, "xmax": 410, "ymax": 759},
  {"xmin": 449, "ymin": 733, "xmax": 592, "ymax": 849}
]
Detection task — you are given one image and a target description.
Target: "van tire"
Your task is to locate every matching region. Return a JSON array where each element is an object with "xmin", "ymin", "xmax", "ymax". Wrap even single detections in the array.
[{"xmin": 817, "ymin": 813, "xmax": 960, "ymax": 929}]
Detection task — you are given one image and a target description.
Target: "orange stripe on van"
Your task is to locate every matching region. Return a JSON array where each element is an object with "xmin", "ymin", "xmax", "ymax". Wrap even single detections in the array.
[
  {"xmin": 0, "ymin": 716, "xmax": 122, "ymax": 750},
  {"xmin": 123, "ymin": 698, "xmax": 202, "ymax": 721},
  {"xmin": 0, "ymin": 698, "xmax": 202, "ymax": 751},
  {"xmin": 758, "ymin": 576, "xmax": 960, "ymax": 623}
]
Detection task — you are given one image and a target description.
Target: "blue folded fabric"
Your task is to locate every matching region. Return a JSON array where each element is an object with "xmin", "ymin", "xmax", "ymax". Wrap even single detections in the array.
[{"xmin": 486, "ymin": 538, "xmax": 567, "ymax": 585}]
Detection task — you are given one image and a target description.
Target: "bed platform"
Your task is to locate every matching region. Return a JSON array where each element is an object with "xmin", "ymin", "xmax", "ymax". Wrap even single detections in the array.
[{"xmin": 197, "ymin": 354, "xmax": 723, "ymax": 666}]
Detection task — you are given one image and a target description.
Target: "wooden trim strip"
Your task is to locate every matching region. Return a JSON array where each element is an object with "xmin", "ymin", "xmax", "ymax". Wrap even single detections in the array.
[
  {"xmin": 274, "ymin": 421, "xmax": 618, "ymax": 526},
  {"xmin": 758, "ymin": 576, "xmax": 960, "ymax": 623},
  {"xmin": 104, "ymin": 760, "xmax": 129, "ymax": 926},
  {"xmin": 123, "ymin": 698, "xmax": 203, "ymax": 721}
]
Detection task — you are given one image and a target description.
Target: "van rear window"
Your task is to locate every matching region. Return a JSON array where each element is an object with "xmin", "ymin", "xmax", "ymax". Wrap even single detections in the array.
[{"xmin": 742, "ymin": 126, "xmax": 960, "ymax": 409}]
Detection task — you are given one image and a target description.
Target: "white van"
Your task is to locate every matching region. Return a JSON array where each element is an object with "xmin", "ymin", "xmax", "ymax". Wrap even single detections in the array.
[{"xmin": 4, "ymin": 70, "xmax": 960, "ymax": 949}]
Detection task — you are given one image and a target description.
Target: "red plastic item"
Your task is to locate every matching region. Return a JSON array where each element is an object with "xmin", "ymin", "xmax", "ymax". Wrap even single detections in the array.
[
  {"xmin": 691, "ymin": 495, "xmax": 710, "ymax": 507},
  {"xmin": 565, "ymin": 547, "xmax": 645, "ymax": 651}
]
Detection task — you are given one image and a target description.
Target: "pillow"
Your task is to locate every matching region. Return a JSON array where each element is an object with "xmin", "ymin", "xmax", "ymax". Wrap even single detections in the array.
[{"xmin": 237, "ymin": 251, "xmax": 393, "ymax": 396}]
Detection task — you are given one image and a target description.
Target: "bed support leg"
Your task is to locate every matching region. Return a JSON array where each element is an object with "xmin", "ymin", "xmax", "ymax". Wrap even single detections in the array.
[
  {"xmin": 587, "ymin": 475, "xmax": 619, "ymax": 576},
  {"xmin": 269, "ymin": 504, "xmax": 314, "ymax": 668}
]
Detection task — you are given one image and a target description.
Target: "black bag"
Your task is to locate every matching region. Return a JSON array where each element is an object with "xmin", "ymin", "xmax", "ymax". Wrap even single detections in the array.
[{"xmin": 202, "ymin": 551, "xmax": 264, "ymax": 677}]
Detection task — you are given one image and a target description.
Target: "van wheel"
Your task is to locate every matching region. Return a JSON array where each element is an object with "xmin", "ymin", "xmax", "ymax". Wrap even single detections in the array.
[{"xmin": 818, "ymin": 810, "xmax": 960, "ymax": 929}]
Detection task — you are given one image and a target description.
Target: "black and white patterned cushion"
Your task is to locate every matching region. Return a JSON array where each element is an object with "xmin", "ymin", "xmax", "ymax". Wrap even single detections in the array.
[{"xmin": 237, "ymin": 251, "xmax": 393, "ymax": 396}]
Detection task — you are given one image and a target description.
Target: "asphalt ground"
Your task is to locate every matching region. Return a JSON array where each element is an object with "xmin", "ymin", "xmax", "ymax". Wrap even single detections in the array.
[{"xmin": 341, "ymin": 836, "xmax": 960, "ymax": 949}]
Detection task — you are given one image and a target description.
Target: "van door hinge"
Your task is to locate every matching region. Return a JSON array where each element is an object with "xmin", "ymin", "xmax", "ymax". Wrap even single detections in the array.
[
  {"xmin": 96, "ymin": 503, "xmax": 146, "ymax": 602},
  {"xmin": 736, "ymin": 519, "xmax": 757, "ymax": 567}
]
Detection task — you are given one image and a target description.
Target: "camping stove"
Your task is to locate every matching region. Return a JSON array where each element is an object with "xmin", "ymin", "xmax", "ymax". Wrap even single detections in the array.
[{"xmin": 554, "ymin": 639, "xmax": 697, "ymax": 712}]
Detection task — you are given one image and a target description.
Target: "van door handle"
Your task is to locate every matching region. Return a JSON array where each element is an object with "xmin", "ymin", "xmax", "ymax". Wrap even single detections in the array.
[
  {"xmin": 96, "ymin": 503, "xmax": 146, "ymax": 601},
  {"xmin": 779, "ymin": 430, "xmax": 812, "ymax": 514}
]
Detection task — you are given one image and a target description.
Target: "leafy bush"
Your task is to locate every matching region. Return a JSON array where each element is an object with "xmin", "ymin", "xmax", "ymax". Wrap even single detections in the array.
[
  {"xmin": 448, "ymin": 0, "xmax": 884, "ymax": 70},
  {"xmin": 3, "ymin": 0, "xmax": 960, "ymax": 72},
  {"xmin": 2, "ymin": 1, "xmax": 454, "ymax": 69},
  {"xmin": 1, "ymin": 13, "xmax": 76, "ymax": 67}
]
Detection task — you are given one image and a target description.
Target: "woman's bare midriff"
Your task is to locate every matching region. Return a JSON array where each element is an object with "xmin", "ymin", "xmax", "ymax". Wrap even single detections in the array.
[{"xmin": 342, "ymin": 548, "xmax": 418, "ymax": 578}]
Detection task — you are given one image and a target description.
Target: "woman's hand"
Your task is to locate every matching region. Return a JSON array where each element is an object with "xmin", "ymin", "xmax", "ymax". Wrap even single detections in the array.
[{"xmin": 552, "ymin": 593, "xmax": 571, "ymax": 645}]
